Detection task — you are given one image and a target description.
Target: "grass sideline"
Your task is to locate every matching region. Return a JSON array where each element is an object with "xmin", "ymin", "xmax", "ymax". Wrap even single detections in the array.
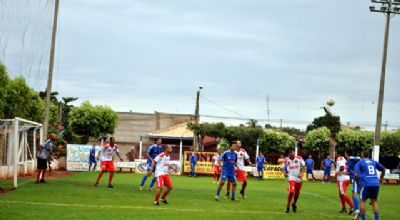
[{"xmin": 0, "ymin": 172, "xmax": 398, "ymax": 220}]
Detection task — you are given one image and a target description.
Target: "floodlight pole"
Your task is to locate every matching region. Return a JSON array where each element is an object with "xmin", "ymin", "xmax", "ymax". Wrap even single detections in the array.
[
  {"xmin": 43, "ymin": 0, "xmax": 60, "ymax": 140},
  {"xmin": 369, "ymin": 0, "xmax": 400, "ymax": 161}
]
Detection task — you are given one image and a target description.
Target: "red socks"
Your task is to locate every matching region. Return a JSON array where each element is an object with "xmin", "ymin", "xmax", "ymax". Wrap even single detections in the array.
[
  {"xmin": 155, "ymin": 193, "xmax": 160, "ymax": 202},
  {"xmin": 108, "ymin": 172, "xmax": 114, "ymax": 185},
  {"xmin": 95, "ymin": 172, "xmax": 103, "ymax": 184},
  {"xmin": 287, "ymin": 192, "xmax": 294, "ymax": 208},
  {"xmin": 227, "ymin": 182, "xmax": 231, "ymax": 193}
]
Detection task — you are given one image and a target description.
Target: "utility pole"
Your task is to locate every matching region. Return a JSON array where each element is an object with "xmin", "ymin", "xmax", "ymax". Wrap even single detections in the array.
[
  {"xmin": 43, "ymin": 0, "xmax": 60, "ymax": 140},
  {"xmin": 193, "ymin": 87, "xmax": 203, "ymax": 151},
  {"xmin": 384, "ymin": 121, "xmax": 388, "ymax": 131},
  {"xmin": 369, "ymin": 0, "xmax": 400, "ymax": 161},
  {"xmin": 266, "ymin": 95, "xmax": 270, "ymax": 124}
]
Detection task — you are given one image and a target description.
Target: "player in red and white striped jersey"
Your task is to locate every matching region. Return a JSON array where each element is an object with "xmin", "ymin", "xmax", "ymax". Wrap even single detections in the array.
[
  {"xmin": 281, "ymin": 148, "xmax": 305, "ymax": 214},
  {"xmin": 336, "ymin": 153, "xmax": 355, "ymax": 214},
  {"xmin": 212, "ymin": 151, "xmax": 221, "ymax": 184},
  {"xmin": 94, "ymin": 137, "xmax": 123, "ymax": 188},
  {"xmin": 148, "ymin": 145, "xmax": 177, "ymax": 205}
]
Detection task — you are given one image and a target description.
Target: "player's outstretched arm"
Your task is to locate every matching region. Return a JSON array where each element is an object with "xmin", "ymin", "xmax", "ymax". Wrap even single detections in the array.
[
  {"xmin": 168, "ymin": 164, "xmax": 177, "ymax": 173},
  {"xmin": 116, "ymin": 152, "xmax": 123, "ymax": 161}
]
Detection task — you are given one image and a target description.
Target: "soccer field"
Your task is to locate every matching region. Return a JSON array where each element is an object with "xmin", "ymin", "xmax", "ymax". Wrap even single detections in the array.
[{"xmin": 0, "ymin": 173, "xmax": 398, "ymax": 220}]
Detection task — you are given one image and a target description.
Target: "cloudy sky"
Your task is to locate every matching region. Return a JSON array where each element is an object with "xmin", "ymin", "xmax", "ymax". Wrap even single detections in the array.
[{"xmin": 1, "ymin": 0, "xmax": 400, "ymax": 130}]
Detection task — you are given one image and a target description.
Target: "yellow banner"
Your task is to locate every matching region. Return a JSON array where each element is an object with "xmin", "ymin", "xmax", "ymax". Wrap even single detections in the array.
[
  {"xmin": 263, "ymin": 165, "xmax": 285, "ymax": 179},
  {"xmin": 183, "ymin": 151, "xmax": 215, "ymax": 174}
]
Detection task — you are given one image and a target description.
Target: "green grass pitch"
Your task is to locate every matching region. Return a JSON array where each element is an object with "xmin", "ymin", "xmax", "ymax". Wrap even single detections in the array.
[{"xmin": 0, "ymin": 173, "xmax": 398, "ymax": 220}]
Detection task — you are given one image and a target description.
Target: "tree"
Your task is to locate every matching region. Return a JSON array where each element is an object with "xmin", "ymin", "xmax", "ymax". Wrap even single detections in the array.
[
  {"xmin": 0, "ymin": 62, "xmax": 9, "ymax": 118},
  {"xmin": 246, "ymin": 119, "xmax": 261, "ymax": 128},
  {"xmin": 4, "ymin": 76, "xmax": 44, "ymax": 122},
  {"xmin": 307, "ymin": 111, "xmax": 341, "ymax": 158},
  {"xmin": 304, "ymin": 127, "xmax": 330, "ymax": 162},
  {"xmin": 68, "ymin": 101, "xmax": 118, "ymax": 144},
  {"xmin": 336, "ymin": 128, "xmax": 374, "ymax": 155},
  {"xmin": 381, "ymin": 129, "xmax": 400, "ymax": 157},
  {"xmin": 261, "ymin": 130, "xmax": 296, "ymax": 153}
]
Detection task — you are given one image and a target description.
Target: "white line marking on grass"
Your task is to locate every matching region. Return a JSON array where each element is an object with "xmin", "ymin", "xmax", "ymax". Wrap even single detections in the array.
[{"xmin": 0, "ymin": 200, "xmax": 350, "ymax": 218}]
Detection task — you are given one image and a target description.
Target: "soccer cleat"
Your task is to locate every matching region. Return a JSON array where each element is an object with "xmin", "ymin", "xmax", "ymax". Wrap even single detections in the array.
[
  {"xmin": 138, "ymin": 186, "xmax": 143, "ymax": 191},
  {"xmin": 107, "ymin": 184, "xmax": 114, "ymax": 188},
  {"xmin": 291, "ymin": 204, "xmax": 297, "ymax": 213},
  {"xmin": 285, "ymin": 208, "xmax": 290, "ymax": 214},
  {"xmin": 224, "ymin": 192, "xmax": 230, "ymax": 199},
  {"xmin": 154, "ymin": 201, "xmax": 160, "ymax": 206},
  {"xmin": 348, "ymin": 208, "xmax": 355, "ymax": 215},
  {"xmin": 94, "ymin": 183, "xmax": 98, "ymax": 187},
  {"xmin": 353, "ymin": 213, "xmax": 360, "ymax": 220},
  {"xmin": 40, "ymin": 179, "xmax": 46, "ymax": 183},
  {"xmin": 160, "ymin": 199, "xmax": 168, "ymax": 204},
  {"xmin": 148, "ymin": 188, "xmax": 153, "ymax": 192},
  {"xmin": 214, "ymin": 195, "xmax": 220, "ymax": 201},
  {"xmin": 240, "ymin": 191, "xmax": 247, "ymax": 199},
  {"xmin": 230, "ymin": 198, "xmax": 240, "ymax": 202},
  {"xmin": 339, "ymin": 208, "xmax": 347, "ymax": 213}
]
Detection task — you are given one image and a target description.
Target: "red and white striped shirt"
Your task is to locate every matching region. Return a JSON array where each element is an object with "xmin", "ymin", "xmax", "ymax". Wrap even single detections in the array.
[{"xmin": 154, "ymin": 152, "xmax": 170, "ymax": 177}]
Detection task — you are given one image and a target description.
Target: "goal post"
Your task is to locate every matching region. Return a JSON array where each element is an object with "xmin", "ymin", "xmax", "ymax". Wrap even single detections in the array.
[{"xmin": 1, "ymin": 117, "xmax": 42, "ymax": 188}]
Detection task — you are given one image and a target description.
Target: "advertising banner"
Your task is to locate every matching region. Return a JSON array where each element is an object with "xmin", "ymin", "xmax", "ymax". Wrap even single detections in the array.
[
  {"xmin": 67, "ymin": 144, "xmax": 101, "ymax": 171},
  {"xmin": 183, "ymin": 151, "xmax": 215, "ymax": 174},
  {"xmin": 263, "ymin": 165, "xmax": 285, "ymax": 179}
]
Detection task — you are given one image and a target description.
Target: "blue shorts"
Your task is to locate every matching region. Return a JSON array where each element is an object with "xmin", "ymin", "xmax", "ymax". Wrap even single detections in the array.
[
  {"xmin": 89, "ymin": 158, "xmax": 97, "ymax": 163},
  {"xmin": 360, "ymin": 186, "xmax": 379, "ymax": 201},
  {"xmin": 306, "ymin": 168, "xmax": 313, "ymax": 174},
  {"xmin": 257, "ymin": 166, "xmax": 263, "ymax": 172},
  {"xmin": 190, "ymin": 163, "xmax": 196, "ymax": 168},
  {"xmin": 351, "ymin": 179, "xmax": 361, "ymax": 194},
  {"xmin": 324, "ymin": 169, "xmax": 331, "ymax": 176},
  {"xmin": 220, "ymin": 171, "xmax": 236, "ymax": 184},
  {"xmin": 146, "ymin": 161, "xmax": 155, "ymax": 172}
]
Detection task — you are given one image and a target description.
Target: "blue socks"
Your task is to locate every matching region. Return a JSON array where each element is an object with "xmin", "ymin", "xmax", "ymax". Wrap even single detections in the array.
[
  {"xmin": 149, "ymin": 177, "xmax": 156, "ymax": 189},
  {"xmin": 231, "ymin": 192, "xmax": 235, "ymax": 200},
  {"xmin": 216, "ymin": 190, "xmax": 221, "ymax": 196},
  {"xmin": 374, "ymin": 212, "xmax": 379, "ymax": 220},
  {"xmin": 361, "ymin": 214, "xmax": 366, "ymax": 220},
  {"xmin": 140, "ymin": 175, "xmax": 148, "ymax": 187},
  {"xmin": 353, "ymin": 197, "xmax": 359, "ymax": 210}
]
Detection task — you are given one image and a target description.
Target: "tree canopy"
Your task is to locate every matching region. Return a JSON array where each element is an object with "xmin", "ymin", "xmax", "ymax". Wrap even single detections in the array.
[{"xmin": 68, "ymin": 101, "xmax": 118, "ymax": 144}]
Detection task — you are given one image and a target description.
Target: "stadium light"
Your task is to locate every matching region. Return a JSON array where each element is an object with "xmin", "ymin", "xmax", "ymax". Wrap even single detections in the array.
[{"xmin": 369, "ymin": 0, "xmax": 400, "ymax": 161}]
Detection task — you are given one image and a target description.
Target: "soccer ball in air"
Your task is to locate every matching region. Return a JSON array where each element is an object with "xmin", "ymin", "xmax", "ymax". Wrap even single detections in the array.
[{"xmin": 326, "ymin": 97, "xmax": 335, "ymax": 107}]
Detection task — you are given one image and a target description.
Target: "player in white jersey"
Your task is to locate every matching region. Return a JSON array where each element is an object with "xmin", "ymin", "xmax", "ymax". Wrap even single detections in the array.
[
  {"xmin": 336, "ymin": 153, "xmax": 355, "ymax": 214},
  {"xmin": 225, "ymin": 140, "xmax": 252, "ymax": 199},
  {"xmin": 281, "ymin": 148, "xmax": 305, "ymax": 214},
  {"xmin": 212, "ymin": 151, "xmax": 221, "ymax": 184},
  {"xmin": 148, "ymin": 145, "xmax": 177, "ymax": 205},
  {"xmin": 336, "ymin": 153, "xmax": 347, "ymax": 171},
  {"xmin": 94, "ymin": 137, "xmax": 123, "ymax": 188}
]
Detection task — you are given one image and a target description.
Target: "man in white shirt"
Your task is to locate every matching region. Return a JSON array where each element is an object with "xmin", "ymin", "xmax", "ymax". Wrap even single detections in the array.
[
  {"xmin": 281, "ymin": 148, "xmax": 305, "ymax": 214},
  {"xmin": 148, "ymin": 145, "xmax": 177, "ymax": 205}
]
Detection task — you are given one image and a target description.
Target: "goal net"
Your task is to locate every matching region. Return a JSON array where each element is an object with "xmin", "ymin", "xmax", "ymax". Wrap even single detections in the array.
[{"xmin": 0, "ymin": 118, "xmax": 43, "ymax": 188}]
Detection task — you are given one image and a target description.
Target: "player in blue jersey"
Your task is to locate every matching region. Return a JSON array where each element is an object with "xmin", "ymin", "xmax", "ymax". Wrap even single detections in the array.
[
  {"xmin": 345, "ymin": 150, "xmax": 362, "ymax": 219},
  {"xmin": 189, "ymin": 151, "xmax": 198, "ymax": 177},
  {"xmin": 139, "ymin": 138, "xmax": 164, "ymax": 191},
  {"xmin": 305, "ymin": 155, "xmax": 316, "ymax": 181},
  {"xmin": 354, "ymin": 150, "xmax": 385, "ymax": 220},
  {"xmin": 256, "ymin": 152, "xmax": 266, "ymax": 180},
  {"xmin": 214, "ymin": 142, "xmax": 239, "ymax": 202},
  {"xmin": 321, "ymin": 155, "xmax": 335, "ymax": 183}
]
